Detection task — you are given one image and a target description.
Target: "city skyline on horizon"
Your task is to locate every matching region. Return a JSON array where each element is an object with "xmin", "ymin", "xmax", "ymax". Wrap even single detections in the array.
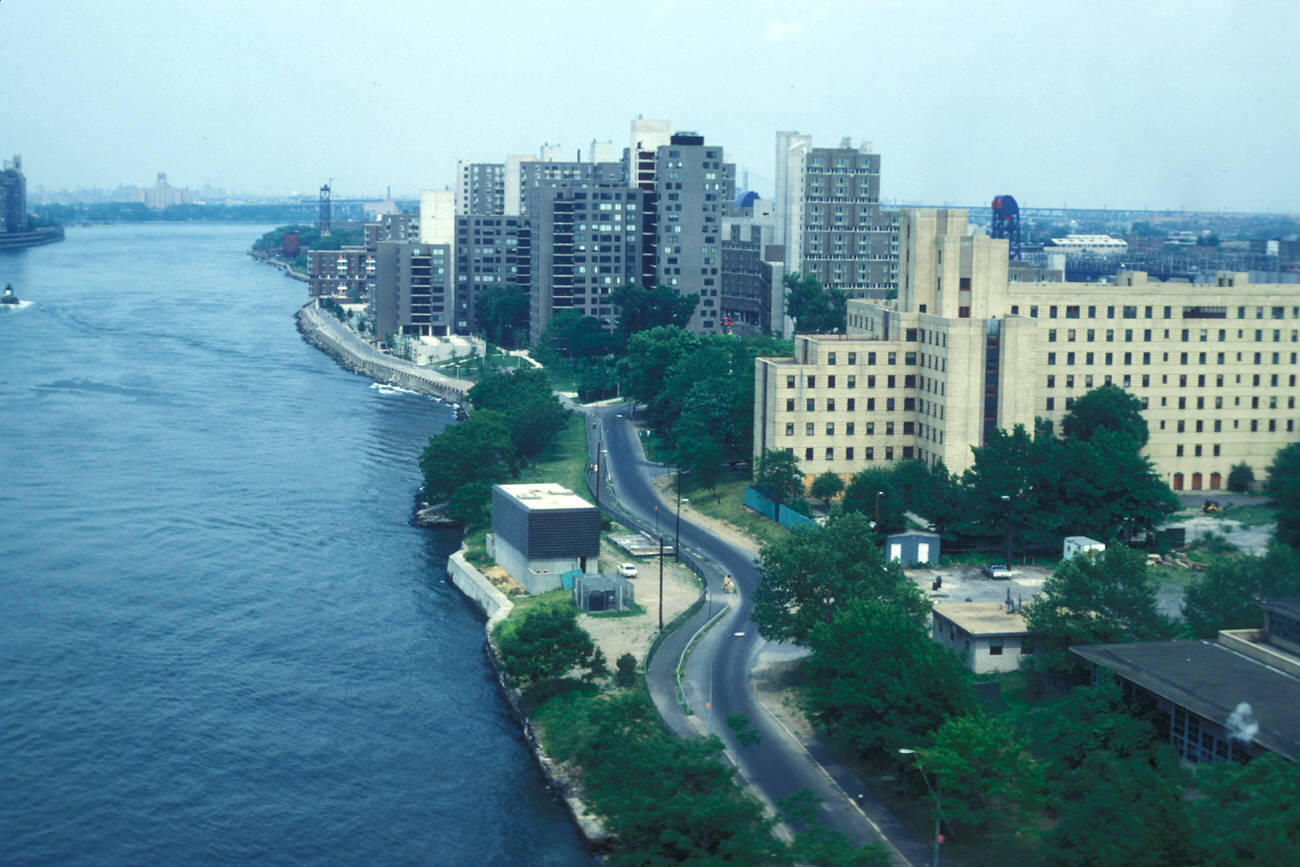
[{"xmin": 5, "ymin": 1, "xmax": 1298, "ymax": 214}]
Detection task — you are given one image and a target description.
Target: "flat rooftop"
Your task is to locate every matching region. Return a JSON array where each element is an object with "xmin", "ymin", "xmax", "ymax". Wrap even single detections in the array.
[
  {"xmin": 495, "ymin": 483, "xmax": 593, "ymax": 511},
  {"xmin": 1071, "ymin": 640, "xmax": 1300, "ymax": 760},
  {"xmin": 932, "ymin": 601, "xmax": 1028, "ymax": 636}
]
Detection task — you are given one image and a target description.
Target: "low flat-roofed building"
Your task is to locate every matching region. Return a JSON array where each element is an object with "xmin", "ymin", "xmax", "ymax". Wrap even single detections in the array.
[
  {"xmin": 1072, "ymin": 598, "xmax": 1300, "ymax": 764},
  {"xmin": 931, "ymin": 601, "xmax": 1030, "ymax": 674},
  {"xmin": 489, "ymin": 483, "xmax": 600, "ymax": 595}
]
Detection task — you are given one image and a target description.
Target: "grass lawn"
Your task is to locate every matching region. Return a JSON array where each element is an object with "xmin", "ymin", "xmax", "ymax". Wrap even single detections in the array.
[
  {"xmin": 1213, "ymin": 502, "xmax": 1278, "ymax": 527},
  {"xmin": 426, "ymin": 346, "xmax": 530, "ymax": 381},
  {"xmin": 677, "ymin": 470, "xmax": 790, "ymax": 549}
]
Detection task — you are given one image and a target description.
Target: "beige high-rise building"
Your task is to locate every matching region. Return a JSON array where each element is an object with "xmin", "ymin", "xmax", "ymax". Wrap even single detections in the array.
[{"xmin": 754, "ymin": 208, "xmax": 1300, "ymax": 492}]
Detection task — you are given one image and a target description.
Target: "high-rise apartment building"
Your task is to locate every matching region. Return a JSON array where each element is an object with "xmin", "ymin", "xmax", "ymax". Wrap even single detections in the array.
[
  {"xmin": 370, "ymin": 191, "xmax": 456, "ymax": 339},
  {"xmin": 652, "ymin": 132, "xmax": 736, "ymax": 333},
  {"xmin": 773, "ymin": 132, "xmax": 900, "ymax": 332},
  {"xmin": 755, "ymin": 208, "xmax": 1300, "ymax": 490},
  {"xmin": 456, "ymin": 161, "xmax": 506, "ymax": 216},
  {"xmin": 527, "ymin": 185, "xmax": 654, "ymax": 342},
  {"xmin": 2, "ymin": 155, "xmax": 28, "ymax": 233},
  {"xmin": 454, "ymin": 214, "xmax": 531, "ymax": 332}
]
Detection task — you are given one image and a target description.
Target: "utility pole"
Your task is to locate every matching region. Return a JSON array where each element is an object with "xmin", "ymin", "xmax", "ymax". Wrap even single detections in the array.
[
  {"xmin": 658, "ymin": 535, "xmax": 665, "ymax": 632},
  {"xmin": 594, "ymin": 430, "xmax": 602, "ymax": 510},
  {"xmin": 674, "ymin": 466, "xmax": 682, "ymax": 562}
]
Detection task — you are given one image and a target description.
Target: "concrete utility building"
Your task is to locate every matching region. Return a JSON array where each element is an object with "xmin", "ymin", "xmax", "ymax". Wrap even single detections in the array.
[
  {"xmin": 931, "ymin": 601, "xmax": 1031, "ymax": 674},
  {"xmin": 488, "ymin": 483, "xmax": 601, "ymax": 595},
  {"xmin": 753, "ymin": 207, "xmax": 1300, "ymax": 489},
  {"xmin": 1072, "ymin": 598, "xmax": 1300, "ymax": 763}
]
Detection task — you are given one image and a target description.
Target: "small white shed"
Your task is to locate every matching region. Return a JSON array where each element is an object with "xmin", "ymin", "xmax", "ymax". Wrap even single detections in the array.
[{"xmin": 1063, "ymin": 536, "xmax": 1106, "ymax": 561}]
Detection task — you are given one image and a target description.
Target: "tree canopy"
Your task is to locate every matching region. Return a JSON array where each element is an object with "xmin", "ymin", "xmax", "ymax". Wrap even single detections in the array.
[
  {"xmin": 754, "ymin": 512, "xmax": 927, "ymax": 645},
  {"xmin": 1181, "ymin": 543, "xmax": 1300, "ymax": 637},
  {"xmin": 1267, "ymin": 442, "xmax": 1300, "ymax": 549},
  {"xmin": 805, "ymin": 599, "xmax": 973, "ymax": 760},
  {"xmin": 467, "ymin": 369, "xmax": 568, "ymax": 459},
  {"xmin": 754, "ymin": 448, "xmax": 804, "ymax": 507},
  {"xmin": 418, "ymin": 409, "xmax": 517, "ymax": 504},
  {"xmin": 785, "ymin": 273, "xmax": 847, "ymax": 334},
  {"xmin": 1022, "ymin": 544, "xmax": 1176, "ymax": 674},
  {"xmin": 473, "ymin": 283, "xmax": 530, "ymax": 349},
  {"xmin": 610, "ymin": 283, "xmax": 699, "ymax": 338},
  {"xmin": 1060, "ymin": 382, "xmax": 1149, "ymax": 447}
]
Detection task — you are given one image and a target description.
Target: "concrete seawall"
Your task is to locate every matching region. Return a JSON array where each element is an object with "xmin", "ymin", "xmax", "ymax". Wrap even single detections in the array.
[
  {"xmin": 446, "ymin": 550, "xmax": 610, "ymax": 851},
  {"xmin": 295, "ymin": 303, "xmax": 472, "ymax": 405}
]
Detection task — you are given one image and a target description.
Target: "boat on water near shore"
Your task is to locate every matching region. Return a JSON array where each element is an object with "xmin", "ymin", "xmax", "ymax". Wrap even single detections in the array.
[{"xmin": 1, "ymin": 283, "xmax": 19, "ymax": 304}]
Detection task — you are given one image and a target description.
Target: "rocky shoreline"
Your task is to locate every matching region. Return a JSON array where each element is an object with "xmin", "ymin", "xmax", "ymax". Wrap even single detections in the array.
[{"xmin": 445, "ymin": 551, "xmax": 612, "ymax": 853}]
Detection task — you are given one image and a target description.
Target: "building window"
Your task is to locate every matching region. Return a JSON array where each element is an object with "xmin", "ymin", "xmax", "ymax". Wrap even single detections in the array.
[
  {"xmin": 846, "ymin": 447, "xmax": 854, "ymax": 460},
  {"xmin": 786, "ymin": 399, "xmax": 795, "ymax": 412},
  {"xmin": 989, "ymin": 639, "xmax": 1004, "ymax": 656},
  {"xmin": 785, "ymin": 423, "xmax": 794, "ymax": 436},
  {"xmin": 805, "ymin": 447, "xmax": 814, "ymax": 461},
  {"xmin": 807, "ymin": 398, "xmax": 815, "ymax": 411}
]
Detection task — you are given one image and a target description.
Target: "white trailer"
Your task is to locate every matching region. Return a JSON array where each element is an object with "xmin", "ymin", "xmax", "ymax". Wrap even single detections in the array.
[{"xmin": 1063, "ymin": 536, "xmax": 1106, "ymax": 560}]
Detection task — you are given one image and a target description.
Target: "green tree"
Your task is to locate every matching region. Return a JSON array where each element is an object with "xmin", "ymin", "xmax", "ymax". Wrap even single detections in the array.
[
  {"xmin": 615, "ymin": 326, "xmax": 701, "ymax": 405},
  {"xmin": 614, "ymin": 652, "xmax": 638, "ymax": 687},
  {"xmin": 920, "ymin": 714, "xmax": 1043, "ymax": 841},
  {"xmin": 1061, "ymin": 383, "xmax": 1150, "ymax": 447},
  {"xmin": 1188, "ymin": 753, "xmax": 1300, "ymax": 866},
  {"xmin": 1043, "ymin": 751, "xmax": 1197, "ymax": 867},
  {"xmin": 1267, "ymin": 442, "xmax": 1300, "ymax": 549},
  {"xmin": 1023, "ymin": 544, "xmax": 1176, "ymax": 675},
  {"xmin": 785, "ymin": 273, "xmax": 847, "ymax": 334},
  {"xmin": 610, "ymin": 283, "xmax": 699, "ymax": 338},
  {"xmin": 1227, "ymin": 461, "xmax": 1255, "ymax": 492},
  {"xmin": 675, "ymin": 418, "xmax": 726, "ymax": 500},
  {"xmin": 841, "ymin": 467, "xmax": 907, "ymax": 535},
  {"xmin": 445, "ymin": 480, "xmax": 492, "ymax": 528},
  {"xmin": 496, "ymin": 604, "xmax": 596, "ymax": 688},
  {"xmin": 535, "ymin": 309, "xmax": 620, "ymax": 361},
  {"xmin": 1181, "ymin": 543, "xmax": 1300, "ymax": 637},
  {"xmin": 754, "ymin": 448, "xmax": 804, "ymax": 506},
  {"xmin": 780, "ymin": 791, "xmax": 891, "ymax": 867},
  {"xmin": 418, "ymin": 410, "xmax": 516, "ymax": 502},
  {"xmin": 1033, "ymin": 682, "xmax": 1169, "ymax": 779},
  {"xmin": 467, "ymin": 369, "xmax": 569, "ymax": 459},
  {"xmin": 963, "ymin": 422, "xmax": 1063, "ymax": 554},
  {"xmin": 568, "ymin": 691, "xmax": 783, "ymax": 865},
  {"xmin": 810, "ymin": 471, "xmax": 844, "ymax": 508},
  {"xmin": 754, "ymin": 512, "xmax": 927, "ymax": 644},
  {"xmin": 805, "ymin": 599, "xmax": 974, "ymax": 760},
  {"xmin": 473, "ymin": 283, "xmax": 530, "ymax": 348}
]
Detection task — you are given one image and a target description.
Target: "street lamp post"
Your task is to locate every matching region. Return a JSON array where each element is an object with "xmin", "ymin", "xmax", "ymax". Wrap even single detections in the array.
[
  {"xmin": 1001, "ymin": 494, "xmax": 1012, "ymax": 566},
  {"xmin": 899, "ymin": 748, "xmax": 944, "ymax": 867},
  {"xmin": 874, "ymin": 490, "xmax": 884, "ymax": 532}
]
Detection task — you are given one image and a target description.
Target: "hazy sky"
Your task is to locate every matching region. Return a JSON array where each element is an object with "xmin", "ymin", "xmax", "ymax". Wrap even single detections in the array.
[{"xmin": 4, "ymin": 0, "xmax": 1297, "ymax": 211}]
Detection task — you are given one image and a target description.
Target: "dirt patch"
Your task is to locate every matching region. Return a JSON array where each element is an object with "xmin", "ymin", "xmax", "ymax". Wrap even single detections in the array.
[
  {"xmin": 578, "ymin": 536, "xmax": 702, "ymax": 667},
  {"xmin": 750, "ymin": 645, "xmax": 817, "ymax": 742}
]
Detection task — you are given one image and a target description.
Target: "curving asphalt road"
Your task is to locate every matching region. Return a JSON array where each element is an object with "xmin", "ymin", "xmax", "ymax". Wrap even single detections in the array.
[{"xmin": 583, "ymin": 403, "xmax": 927, "ymax": 867}]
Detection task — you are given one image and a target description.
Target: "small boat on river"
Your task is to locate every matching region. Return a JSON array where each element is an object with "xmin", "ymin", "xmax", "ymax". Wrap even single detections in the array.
[{"xmin": 1, "ymin": 284, "xmax": 19, "ymax": 304}]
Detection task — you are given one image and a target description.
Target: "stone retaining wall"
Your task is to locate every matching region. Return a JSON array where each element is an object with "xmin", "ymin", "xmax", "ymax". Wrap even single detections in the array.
[
  {"xmin": 446, "ymin": 549, "xmax": 611, "ymax": 851},
  {"xmin": 295, "ymin": 304, "xmax": 469, "ymax": 405}
]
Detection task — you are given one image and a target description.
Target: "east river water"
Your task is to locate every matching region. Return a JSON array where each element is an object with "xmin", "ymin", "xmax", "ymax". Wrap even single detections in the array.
[{"xmin": 0, "ymin": 224, "xmax": 589, "ymax": 865}]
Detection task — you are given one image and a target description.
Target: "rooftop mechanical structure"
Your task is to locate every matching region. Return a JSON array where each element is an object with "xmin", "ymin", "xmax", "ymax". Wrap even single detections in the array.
[{"xmin": 991, "ymin": 194, "xmax": 1021, "ymax": 260}]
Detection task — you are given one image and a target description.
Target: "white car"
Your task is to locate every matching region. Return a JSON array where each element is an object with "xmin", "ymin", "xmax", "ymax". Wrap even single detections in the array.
[{"xmin": 617, "ymin": 563, "xmax": 638, "ymax": 578}]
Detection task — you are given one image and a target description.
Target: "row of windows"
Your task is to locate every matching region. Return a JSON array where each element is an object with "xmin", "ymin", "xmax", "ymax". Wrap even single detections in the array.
[
  {"xmin": 791, "ymin": 445, "xmax": 914, "ymax": 462},
  {"xmin": 786, "ymin": 420, "xmax": 913, "ymax": 437},
  {"xmin": 1046, "ymin": 372, "xmax": 1298, "ymax": 390},
  {"xmin": 1047, "ymin": 327, "xmax": 1298, "ymax": 343},
  {"xmin": 1011, "ymin": 303, "xmax": 1299, "ymax": 321},
  {"xmin": 1046, "ymin": 350, "xmax": 1298, "ymax": 366},
  {"xmin": 787, "ymin": 373, "xmax": 922, "ymax": 389},
  {"xmin": 784, "ymin": 396, "xmax": 918, "ymax": 413}
]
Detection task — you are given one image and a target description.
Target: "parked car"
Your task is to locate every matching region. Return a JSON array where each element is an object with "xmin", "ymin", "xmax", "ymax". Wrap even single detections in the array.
[
  {"xmin": 617, "ymin": 563, "xmax": 638, "ymax": 578},
  {"xmin": 982, "ymin": 562, "xmax": 1013, "ymax": 579}
]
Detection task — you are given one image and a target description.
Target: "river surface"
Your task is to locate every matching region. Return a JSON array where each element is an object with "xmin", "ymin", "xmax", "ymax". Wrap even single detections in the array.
[{"xmin": 0, "ymin": 224, "xmax": 589, "ymax": 865}]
